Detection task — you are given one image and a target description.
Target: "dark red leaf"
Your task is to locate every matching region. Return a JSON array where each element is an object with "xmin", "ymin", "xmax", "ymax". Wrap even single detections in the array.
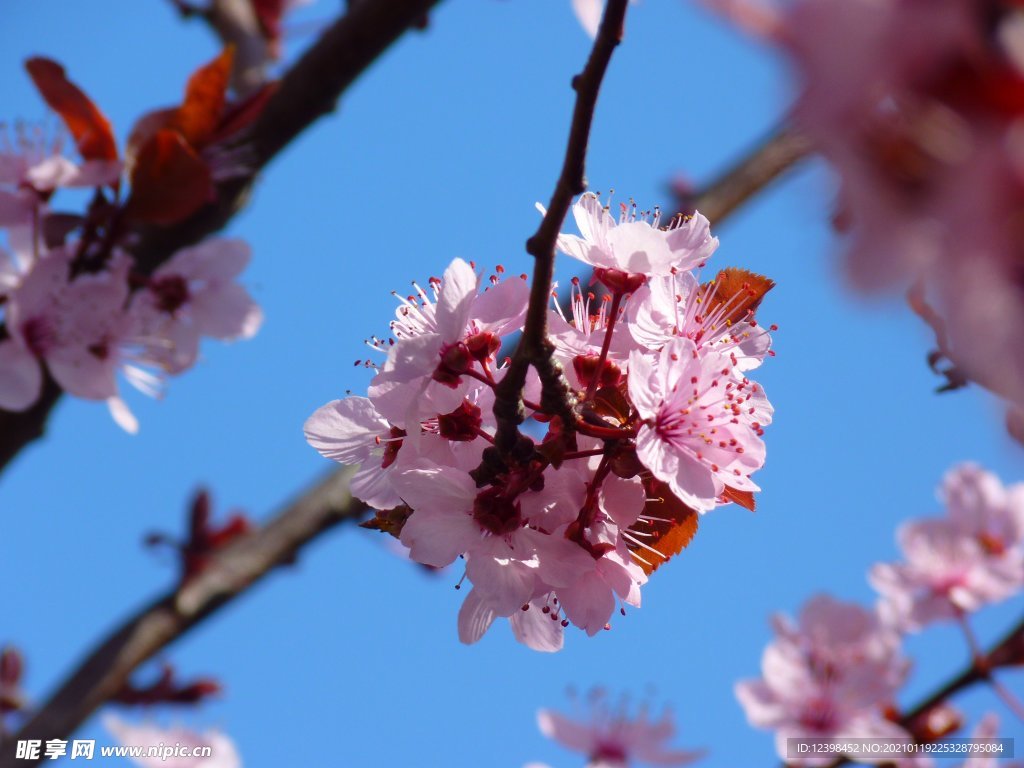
[
  {"xmin": 125, "ymin": 130, "xmax": 212, "ymax": 226},
  {"xmin": 25, "ymin": 57, "xmax": 118, "ymax": 162}
]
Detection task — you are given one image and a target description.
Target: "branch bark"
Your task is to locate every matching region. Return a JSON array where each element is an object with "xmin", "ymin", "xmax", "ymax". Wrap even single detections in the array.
[
  {"xmin": 491, "ymin": 0, "xmax": 629, "ymax": 458},
  {"xmin": 685, "ymin": 125, "xmax": 811, "ymax": 225},
  {"xmin": 0, "ymin": 0, "xmax": 442, "ymax": 478},
  {"xmin": 0, "ymin": 467, "xmax": 367, "ymax": 768}
]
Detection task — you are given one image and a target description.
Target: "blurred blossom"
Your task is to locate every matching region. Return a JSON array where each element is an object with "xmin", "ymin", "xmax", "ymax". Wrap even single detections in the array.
[
  {"xmin": 103, "ymin": 714, "xmax": 241, "ymax": 768},
  {"xmin": 871, "ymin": 464, "xmax": 1024, "ymax": 630},
  {"xmin": 707, "ymin": 0, "xmax": 1024, "ymax": 413},
  {"xmin": 534, "ymin": 689, "xmax": 702, "ymax": 767},
  {"xmin": 735, "ymin": 595, "xmax": 911, "ymax": 766}
]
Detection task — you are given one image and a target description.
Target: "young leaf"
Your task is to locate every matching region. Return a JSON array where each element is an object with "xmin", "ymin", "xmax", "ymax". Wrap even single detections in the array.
[
  {"xmin": 627, "ymin": 478, "xmax": 699, "ymax": 575},
  {"xmin": 25, "ymin": 57, "xmax": 118, "ymax": 162},
  {"xmin": 125, "ymin": 130, "xmax": 212, "ymax": 226},
  {"xmin": 172, "ymin": 47, "xmax": 234, "ymax": 148}
]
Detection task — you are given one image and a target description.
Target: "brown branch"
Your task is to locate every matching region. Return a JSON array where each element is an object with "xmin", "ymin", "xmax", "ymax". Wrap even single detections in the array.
[
  {"xmin": 0, "ymin": 466, "xmax": 367, "ymax": 768},
  {"xmin": 491, "ymin": 0, "xmax": 629, "ymax": 458},
  {"xmin": 0, "ymin": 0, "xmax": 442, "ymax": 479},
  {"xmin": 684, "ymin": 125, "xmax": 812, "ymax": 225}
]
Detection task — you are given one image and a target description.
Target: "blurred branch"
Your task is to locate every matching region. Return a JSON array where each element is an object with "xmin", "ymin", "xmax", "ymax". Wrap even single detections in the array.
[
  {"xmin": 684, "ymin": 125, "xmax": 812, "ymax": 224},
  {"xmin": 0, "ymin": 466, "xmax": 367, "ymax": 768},
  {"xmin": 0, "ymin": 0, "xmax": 442, "ymax": 479},
  {"xmin": 492, "ymin": 0, "xmax": 629, "ymax": 458}
]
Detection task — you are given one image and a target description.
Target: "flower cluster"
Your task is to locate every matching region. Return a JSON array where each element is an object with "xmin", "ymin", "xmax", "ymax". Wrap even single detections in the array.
[
  {"xmin": 528, "ymin": 689, "xmax": 702, "ymax": 768},
  {"xmin": 710, "ymin": 0, "xmax": 1024, "ymax": 416},
  {"xmin": 737, "ymin": 464, "xmax": 1024, "ymax": 766},
  {"xmin": 307, "ymin": 192, "xmax": 775, "ymax": 650},
  {"xmin": 0, "ymin": 54, "xmax": 262, "ymax": 430}
]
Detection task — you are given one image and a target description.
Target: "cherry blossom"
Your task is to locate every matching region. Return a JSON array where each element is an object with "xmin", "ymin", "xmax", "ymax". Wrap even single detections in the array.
[
  {"xmin": 552, "ymin": 193, "xmax": 718, "ymax": 283},
  {"xmin": 870, "ymin": 464, "xmax": 1024, "ymax": 631},
  {"xmin": 129, "ymin": 239, "xmax": 262, "ymax": 374},
  {"xmin": 536, "ymin": 689, "xmax": 702, "ymax": 768},
  {"xmin": 736, "ymin": 595, "xmax": 911, "ymax": 767},
  {"xmin": 628, "ymin": 337, "xmax": 768, "ymax": 512},
  {"xmin": 708, "ymin": 0, "xmax": 1024, "ymax": 412},
  {"xmin": 103, "ymin": 715, "xmax": 241, "ymax": 768},
  {"xmin": 367, "ymin": 257, "xmax": 529, "ymax": 429},
  {"xmin": 0, "ymin": 124, "xmax": 120, "ymax": 228}
]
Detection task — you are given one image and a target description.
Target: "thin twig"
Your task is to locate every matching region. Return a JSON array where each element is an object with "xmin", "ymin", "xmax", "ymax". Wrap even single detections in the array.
[
  {"xmin": 0, "ymin": 467, "xmax": 367, "ymax": 768},
  {"xmin": 0, "ymin": 0, "xmax": 442, "ymax": 479},
  {"xmin": 491, "ymin": 0, "xmax": 629, "ymax": 458}
]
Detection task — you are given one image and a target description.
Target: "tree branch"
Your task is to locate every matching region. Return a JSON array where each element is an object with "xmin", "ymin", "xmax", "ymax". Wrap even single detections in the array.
[
  {"xmin": 683, "ymin": 125, "xmax": 811, "ymax": 225},
  {"xmin": 0, "ymin": 466, "xmax": 367, "ymax": 768},
  {"xmin": 0, "ymin": 0, "xmax": 442, "ymax": 479},
  {"xmin": 491, "ymin": 0, "xmax": 629, "ymax": 458}
]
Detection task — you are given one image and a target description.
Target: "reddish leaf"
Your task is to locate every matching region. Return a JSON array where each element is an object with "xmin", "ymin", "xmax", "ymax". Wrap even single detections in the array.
[
  {"xmin": 210, "ymin": 81, "xmax": 277, "ymax": 144},
  {"xmin": 171, "ymin": 47, "xmax": 234, "ymax": 148},
  {"xmin": 25, "ymin": 57, "xmax": 118, "ymax": 162},
  {"xmin": 722, "ymin": 485, "xmax": 756, "ymax": 511},
  {"xmin": 703, "ymin": 268, "xmax": 775, "ymax": 325},
  {"xmin": 626, "ymin": 478, "xmax": 699, "ymax": 576},
  {"xmin": 126, "ymin": 107, "xmax": 178, "ymax": 169},
  {"xmin": 126, "ymin": 130, "xmax": 212, "ymax": 226}
]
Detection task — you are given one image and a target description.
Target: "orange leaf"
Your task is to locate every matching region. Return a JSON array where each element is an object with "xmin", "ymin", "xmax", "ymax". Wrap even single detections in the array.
[
  {"xmin": 703, "ymin": 268, "xmax": 775, "ymax": 326},
  {"xmin": 25, "ymin": 57, "xmax": 118, "ymax": 162},
  {"xmin": 171, "ymin": 47, "xmax": 234, "ymax": 148},
  {"xmin": 627, "ymin": 479, "xmax": 699, "ymax": 575},
  {"xmin": 722, "ymin": 485, "xmax": 756, "ymax": 512},
  {"xmin": 125, "ymin": 107, "xmax": 178, "ymax": 171},
  {"xmin": 125, "ymin": 130, "xmax": 212, "ymax": 226}
]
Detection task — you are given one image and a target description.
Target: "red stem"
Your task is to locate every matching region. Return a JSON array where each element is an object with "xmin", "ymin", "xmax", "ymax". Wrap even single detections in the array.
[{"xmin": 584, "ymin": 290, "xmax": 623, "ymax": 401}]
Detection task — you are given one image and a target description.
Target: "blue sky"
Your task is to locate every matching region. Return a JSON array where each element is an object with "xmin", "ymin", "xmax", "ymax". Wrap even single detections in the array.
[{"xmin": 0, "ymin": 1, "xmax": 1021, "ymax": 766}]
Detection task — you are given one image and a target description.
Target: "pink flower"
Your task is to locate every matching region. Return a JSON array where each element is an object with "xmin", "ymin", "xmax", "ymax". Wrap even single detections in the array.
[
  {"xmin": 0, "ymin": 246, "xmax": 143, "ymax": 426},
  {"xmin": 871, "ymin": 518, "xmax": 1023, "ymax": 631},
  {"xmin": 536, "ymin": 689, "xmax": 702, "ymax": 767},
  {"xmin": 392, "ymin": 461, "xmax": 591, "ymax": 616},
  {"xmin": 103, "ymin": 714, "xmax": 241, "ymax": 768},
  {"xmin": 627, "ymin": 271, "xmax": 773, "ymax": 370},
  {"xmin": 555, "ymin": 475, "xmax": 648, "ymax": 635},
  {"xmin": 129, "ymin": 239, "xmax": 262, "ymax": 374},
  {"xmin": 870, "ymin": 464, "xmax": 1024, "ymax": 630},
  {"xmin": 0, "ymin": 124, "xmax": 120, "ymax": 230},
  {"xmin": 943, "ymin": 463, "xmax": 1024, "ymax": 558},
  {"xmin": 709, "ymin": 0, "xmax": 1024, "ymax": 411},
  {"xmin": 628, "ymin": 337, "xmax": 769, "ymax": 512},
  {"xmin": 304, "ymin": 396, "xmax": 407, "ymax": 511},
  {"xmin": 736, "ymin": 595, "xmax": 910, "ymax": 767},
  {"xmin": 549, "ymin": 278, "xmax": 638, "ymax": 367},
  {"xmin": 458, "ymin": 588, "xmax": 567, "ymax": 653},
  {"xmin": 367, "ymin": 258, "xmax": 528, "ymax": 428},
  {"xmin": 553, "ymin": 193, "xmax": 718, "ymax": 281}
]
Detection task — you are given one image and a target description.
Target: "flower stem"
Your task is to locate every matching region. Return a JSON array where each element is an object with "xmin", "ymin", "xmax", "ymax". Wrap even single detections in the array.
[{"xmin": 584, "ymin": 290, "xmax": 623, "ymax": 401}]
